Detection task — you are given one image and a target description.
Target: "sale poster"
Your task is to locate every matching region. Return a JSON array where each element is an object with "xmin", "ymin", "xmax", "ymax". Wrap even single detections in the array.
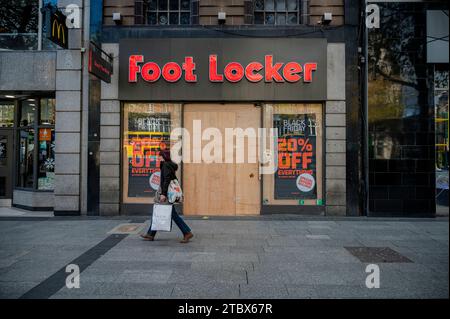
[
  {"xmin": 126, "ymin": 113, "xmax": 171, "ymax": 198},
  {"xmin": 274, "ymin": 114, "xmax": 317, "ymax": 199}
]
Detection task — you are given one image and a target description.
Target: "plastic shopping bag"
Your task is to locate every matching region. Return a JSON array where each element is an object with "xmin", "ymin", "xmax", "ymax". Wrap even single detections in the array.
[
  {"xmin": 167, "ymin": 179, "xmax": 183, "ymax": 203},
  {"xmin": 150, "ymin": 204, "xmax": 172, "ymax": 232}
]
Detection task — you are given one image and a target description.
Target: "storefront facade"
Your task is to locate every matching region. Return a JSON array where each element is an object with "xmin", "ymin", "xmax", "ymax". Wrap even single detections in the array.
[
  {"xmin": 95, "ymin": 34, "xmax": 350, "ymax": 216},
  {"xmin": 0, "ymin": 0, "xmax": 88, "ymax": 214}
]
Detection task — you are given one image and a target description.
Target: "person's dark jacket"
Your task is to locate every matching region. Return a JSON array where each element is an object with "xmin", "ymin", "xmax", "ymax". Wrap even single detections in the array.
[{"xmin": 160, "ymin": 160, "xmax": 178, "ymax": 196}]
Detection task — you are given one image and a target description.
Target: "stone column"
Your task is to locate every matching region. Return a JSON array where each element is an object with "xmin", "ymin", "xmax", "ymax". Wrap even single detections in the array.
[
  {"xmin": 325, "ymin": 43, "xmax": 347, "ymax": 216},
  {"xmin": 54, "ymin": 0, "xmax": 83, "ymax": 215},
  {"xmin": 99, "ymin": 43, "xmax": 121, "ymax": 216}
]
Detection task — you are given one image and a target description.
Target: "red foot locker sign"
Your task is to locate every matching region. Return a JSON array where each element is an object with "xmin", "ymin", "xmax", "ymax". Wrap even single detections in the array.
[{"xmin": 119, "ymin": 38, "xmax": 327, "ymax": 101}]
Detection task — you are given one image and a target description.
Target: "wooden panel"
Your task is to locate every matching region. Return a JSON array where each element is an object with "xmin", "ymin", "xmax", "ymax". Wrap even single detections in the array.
[
  {"xmin": 183, "ymin": 105, "xmax": 236, "ymax": 216},
  {"xmin": 235, "ymin": 105, "xmax": 260, "ymax": 215},
  {"xmin": 183, "ymin": 104, "xmax": 261, "ymax": 216},
  {"xmin": 263, "ymin": 103, "xmax": 323, "ymax": 206}
]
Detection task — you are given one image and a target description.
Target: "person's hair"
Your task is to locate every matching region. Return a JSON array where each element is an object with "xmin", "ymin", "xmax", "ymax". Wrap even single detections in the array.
[{"xmin": 159, "ymin": 149, "xmax": 171, "ymax": 162}]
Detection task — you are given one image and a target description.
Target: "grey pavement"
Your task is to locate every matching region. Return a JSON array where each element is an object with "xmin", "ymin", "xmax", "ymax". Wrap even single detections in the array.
[{"xmin": 0, "ymin": 210, "xmax": 448, "ymax": 299}]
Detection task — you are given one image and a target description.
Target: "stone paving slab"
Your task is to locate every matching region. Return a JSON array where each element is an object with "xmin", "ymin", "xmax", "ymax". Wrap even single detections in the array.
[
  {"xmin": 0, "ymin": 281, "xmax": 41, "ymax": 299},
  {"xmin": 0, "ymin": 216, "xmax": 448, "ymax": 299},
  {"xmin": 172, "ymin": 282, "xmax": 239, "ymax": 299}
]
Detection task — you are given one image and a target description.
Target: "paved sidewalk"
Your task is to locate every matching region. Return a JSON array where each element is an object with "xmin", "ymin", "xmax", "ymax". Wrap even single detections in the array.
[
  {"xmin": 0, "ymin": 214, "xmax": 448, "ymax": 299},
  {"xmin": 0, "ymin": 207, "xmax": 54, "ymax": 218}
]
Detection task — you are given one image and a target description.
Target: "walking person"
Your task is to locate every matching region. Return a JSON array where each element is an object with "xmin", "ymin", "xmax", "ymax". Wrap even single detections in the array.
[{"xmin": 141, "ymin": 150, "xmax": 194, "ymax": 243}]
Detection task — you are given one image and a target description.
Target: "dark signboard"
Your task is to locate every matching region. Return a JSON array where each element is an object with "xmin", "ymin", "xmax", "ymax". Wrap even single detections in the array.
[
  {"xmin": 47, "ymin": 10, "xmax": 68, "ymax": 49},
  {"xmin": 274, "ymin": 114, "xmax": 318, "ymax": 199},
  {"xmin": 119, "ymin": 38, "xmax": 327, "ymax": 101},
  {"xmin": 89, "ymin": 48, "xmax": 113, "ymax": 83},
  {"xmin": 126, "ymin": 113, "xmax": 171, "ymax": 198}
]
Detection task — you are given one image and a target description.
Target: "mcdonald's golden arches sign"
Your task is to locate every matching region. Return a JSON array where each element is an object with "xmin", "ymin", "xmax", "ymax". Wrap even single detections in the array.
[{"xmin": 49, "ymin": 11, "xmax": 68, "ymax": 49}]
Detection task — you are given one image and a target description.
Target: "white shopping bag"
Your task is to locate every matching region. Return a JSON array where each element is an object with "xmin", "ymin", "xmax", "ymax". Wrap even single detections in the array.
[{"xmin": 151, "ymin": 204, "xmax": 172, "ymax": 232}]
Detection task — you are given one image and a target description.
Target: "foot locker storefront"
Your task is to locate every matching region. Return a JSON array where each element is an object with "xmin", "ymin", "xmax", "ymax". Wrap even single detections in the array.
[{"xmin": 118, "ymin": 38, "xmax": 329, "ymax": 216}]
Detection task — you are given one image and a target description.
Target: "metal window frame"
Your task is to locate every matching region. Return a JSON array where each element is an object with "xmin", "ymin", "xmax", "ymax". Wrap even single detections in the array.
[
  {"xmin": 253, "ymin": 0, "xmax": 303, "ymax": 25},
  {"xmin": 145, "ymin": 0, "xmax": 192, "ymax": 25}
]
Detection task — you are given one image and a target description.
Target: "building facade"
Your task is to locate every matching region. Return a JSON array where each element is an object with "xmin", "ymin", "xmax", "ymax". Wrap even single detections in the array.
[
  {"xmin": 0, "ymin": 0, "xmax": 88, "ymax": 215},
  {"xmin": 367, "ymin": 1, "xmax": 449, "ymax": 216},
  {"xmin": 0, "ymin": 0, "xmax": 447, "ymax": 217}
]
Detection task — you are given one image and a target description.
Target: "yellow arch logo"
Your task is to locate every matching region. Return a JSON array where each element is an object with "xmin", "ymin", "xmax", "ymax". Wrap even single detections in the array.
[{"xmin": 51, "ymin": 16, "xmax": 65, "ymax": 44}]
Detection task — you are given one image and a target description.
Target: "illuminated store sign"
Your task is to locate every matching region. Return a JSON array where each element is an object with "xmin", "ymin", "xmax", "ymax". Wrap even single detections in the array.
[
  {"xmin": 128, "ymin": 55, "xmax": 318, "ymax": 84},
  {"xmin": 119, "ymin": 38, "xmax": 327, "ymax": 101}
]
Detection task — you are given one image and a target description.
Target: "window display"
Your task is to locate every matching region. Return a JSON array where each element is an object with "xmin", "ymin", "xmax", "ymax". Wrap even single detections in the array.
[
  {"xmin": 38, "ymin": 128, "xmax": 55, "ymax": 190},
  {"xmin": 263, "ymin": 104, "xmax": 323, "ymax": 206},
  {"xmin": 0, "ymin": 102, "xmax": 14, "ymax": 128},
  {"xmin": 123, "ymin": 103, "xmax": 181, "ymax": 204},
  {"xmin": 274, "ymin": 113, "xmax": 318, "ymax": 199}
]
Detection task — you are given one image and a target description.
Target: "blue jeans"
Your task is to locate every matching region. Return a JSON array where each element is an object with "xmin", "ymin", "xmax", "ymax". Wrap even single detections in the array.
[{"xmin": 148, "ymin": 205, "xmax": 191, "ymax": 236}]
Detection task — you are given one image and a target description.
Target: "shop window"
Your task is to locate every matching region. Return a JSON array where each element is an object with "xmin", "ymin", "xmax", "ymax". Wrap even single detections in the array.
[
  {"xmin": 122, "ymin": 103, "xmax": 182, "ymax": 204},
  {"xmin": 145, "ymin": 0, "xmax": 191, "ymax": 25},
  {"xmin": 37, "ymin": 128, "xmax": 55, "ymax": 190},
  {"xmin": 263, "ymin": 104, "xmax": 323, "ymax": 206},
  {"xmin": 254, "ymin": 0, "xmax": 302, "ymax": 25},
  {"xmin": 0, "ymin": 102, "xmax": 15, "ymax": 128},
  {"xmin": 16, "ymin": 97, "xmax": 55, "ymax": 190},
  {"xmin": 19, "ymin": 99, "xmax": 36, "ymax": 127},
  {"xmin": 0, "ymin": 0, "xmax": 39, "ymax": 50},
  {"xmin": 40, "ymin": 98, "xmax": 55, "ymax": 125}
]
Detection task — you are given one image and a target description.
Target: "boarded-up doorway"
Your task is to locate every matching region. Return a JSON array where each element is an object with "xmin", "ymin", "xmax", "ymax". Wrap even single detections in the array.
[{"xmin": 183, "ymin": 104, "xmax": 261, "ymax": 216}]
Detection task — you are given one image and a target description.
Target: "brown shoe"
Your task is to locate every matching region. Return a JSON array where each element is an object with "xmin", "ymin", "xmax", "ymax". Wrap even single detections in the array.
[
  {"xmin": 140, "ymin": 234, "xmax": 155, "ymax": 241},
  {"xmin": 180, "ymin": 232, "xmax": 194, "ymax": 243}
]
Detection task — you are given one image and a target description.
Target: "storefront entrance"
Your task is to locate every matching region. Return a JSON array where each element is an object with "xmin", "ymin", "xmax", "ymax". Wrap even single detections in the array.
[{"xmin": 183, "ymin": 104, "xmax": 261, "ymax": 216}]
